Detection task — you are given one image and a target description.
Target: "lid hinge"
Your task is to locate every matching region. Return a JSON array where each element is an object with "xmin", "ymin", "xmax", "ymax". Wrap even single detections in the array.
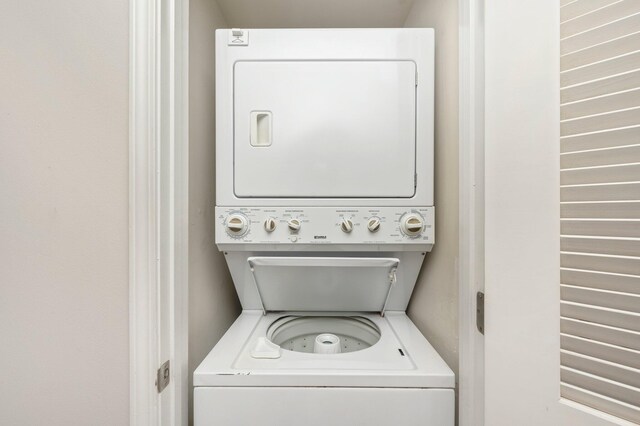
[
  {"xmin": 249, "ymin": 264, "xmax": 267, "ymax": 315},
  {"xmin": 380, "ymin": 267, "xmax": 397, "ymax": 317}
]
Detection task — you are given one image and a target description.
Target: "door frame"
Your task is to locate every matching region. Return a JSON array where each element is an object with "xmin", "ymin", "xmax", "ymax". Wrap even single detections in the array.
[
  {"xmin": 129, "ymin": 0, "xmax": 189, "ymax": 424},
  {"xmin": 129, "ymin": 0, "xmax": 486, "ymax": 424},
  {"xmin": 458, "ymin": 0, "xmax": 486, "ymax": 425}
]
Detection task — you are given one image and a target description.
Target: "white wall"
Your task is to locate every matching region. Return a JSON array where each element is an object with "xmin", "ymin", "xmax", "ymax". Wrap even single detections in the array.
[
  {"xmin": 188, "ymin": 0, "xmax": 241, "ymax": 424},
  {"xmin": 405, "ymin": 0, "xmax": 460, "ymax": 377},
  {"xmin": 0, "ymin": 1, "xmax": 129, "ymax": 424}
]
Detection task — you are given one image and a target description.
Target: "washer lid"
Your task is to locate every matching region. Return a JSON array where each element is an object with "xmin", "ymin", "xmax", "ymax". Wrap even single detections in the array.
[{"xmin": 247, "ymin": 257, "xmax": 399, "ymax": 315}]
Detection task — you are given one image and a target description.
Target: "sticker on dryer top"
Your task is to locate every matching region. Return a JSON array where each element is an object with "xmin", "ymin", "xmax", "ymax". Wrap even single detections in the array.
[{"xmin": 228, "ymin": 29, "xmax": 248, "ymax": 46}]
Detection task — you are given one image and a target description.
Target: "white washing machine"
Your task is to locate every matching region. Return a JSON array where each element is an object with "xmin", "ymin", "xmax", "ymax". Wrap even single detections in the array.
[{"xmin": 194, "ymin": 29, "xmax": 454, "ymax": 425}]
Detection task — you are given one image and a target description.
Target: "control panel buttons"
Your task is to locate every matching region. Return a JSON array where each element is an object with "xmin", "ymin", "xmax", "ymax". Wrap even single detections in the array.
[
  {"xmin": 287, "ymin": 218, "xmax": 301, "ymax": 232},
  {"xmin": 400, "ymin": 213, "xmax": 425, "ymax": 237},
  {"xmin": 225, "ymin": 213, "xmax": 249, "ymax": 236},
  {"xmin": 340, "ymin": 218, "xmax": 354, "ymax": 233},
  {"xmin": 367, "ymin": 217, "xmax": 381, "ymax": 233},
  {"xmin": 264, "ymin": 217, "xmax": 277, "ymax": 233},
  {"xmin": 216, "ymin": 207, "xmax": 433, "ymax": 244}
]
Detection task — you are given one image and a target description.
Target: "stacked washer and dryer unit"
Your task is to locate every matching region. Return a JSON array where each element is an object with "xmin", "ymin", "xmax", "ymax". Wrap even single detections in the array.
[{"xmin": 194, "ymin": 29, "xmax": 455, "ymax": 425}]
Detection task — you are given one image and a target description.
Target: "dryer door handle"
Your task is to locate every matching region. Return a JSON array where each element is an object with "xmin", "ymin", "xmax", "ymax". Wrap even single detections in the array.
[{"xmin": 250, "ymin": 111, "xmax": 272, "ymax": 147}]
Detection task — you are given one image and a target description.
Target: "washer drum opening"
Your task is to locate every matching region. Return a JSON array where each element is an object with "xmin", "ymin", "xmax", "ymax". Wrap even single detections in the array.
[{"xmin": 267, "ymin": 316, "xmax": 381, "ymax": 354}]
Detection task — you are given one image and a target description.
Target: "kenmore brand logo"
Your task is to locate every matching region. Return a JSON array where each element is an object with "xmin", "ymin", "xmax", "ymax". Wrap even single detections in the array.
[{"xmin": 314, "ymin": 235, "xmax": 327, "ymax": 239}]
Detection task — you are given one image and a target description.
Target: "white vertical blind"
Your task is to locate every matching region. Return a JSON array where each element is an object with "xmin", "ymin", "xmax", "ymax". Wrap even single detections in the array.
[{"xmin": 560, "ymin": 1, "xmax": 640, "ymax": 423}]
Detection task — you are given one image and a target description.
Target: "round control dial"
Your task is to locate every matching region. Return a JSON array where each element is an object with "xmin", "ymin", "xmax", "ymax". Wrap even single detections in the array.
[
  {"xmin": 400, "ymin": 213, "xmax": 425, "ymax": 237},
  {"xmin": 264, "ymin": 217, "xmax": 277, "ymax": 233},
  {"xmin": 340, "ymin": 218, "xmax": 354, "ymax": 233},
  {"xmin": 367, "ymin": 217, "xmax": 381, "ymax": 233},
  {"xmin": 225, "ymin": 213, "xmax": 249, "ymax": 237},
  {"xmin": 287, "ymin": 218, "xmax": 301, "ymax": 232}
]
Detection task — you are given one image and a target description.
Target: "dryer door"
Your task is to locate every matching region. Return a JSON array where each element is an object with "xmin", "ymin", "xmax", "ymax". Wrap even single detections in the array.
[{"xmin": 233, "ymin": 60, "xmax": 417, "ymax": 198}]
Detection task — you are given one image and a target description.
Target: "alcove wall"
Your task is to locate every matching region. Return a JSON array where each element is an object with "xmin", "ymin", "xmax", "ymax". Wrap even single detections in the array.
[{"xmin": 188, "ymin": 1, "xmax": 459, "ymax": 423}]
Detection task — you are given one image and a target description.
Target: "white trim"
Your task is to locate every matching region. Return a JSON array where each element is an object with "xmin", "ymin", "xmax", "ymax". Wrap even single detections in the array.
[
  {"xmin": 458, "ymin": 0, "xmax": 485, "ymax": 425},
  {"xmin": 130, "ymin": 0, "xmax": 160, "ymax": 422},
  {"xmin": 130, "ymin": 0, "xmax": 189, "ymax": 423},
  {"xmin": 170, "ymin": 0, "xmax": 190, "ymax": 424}
]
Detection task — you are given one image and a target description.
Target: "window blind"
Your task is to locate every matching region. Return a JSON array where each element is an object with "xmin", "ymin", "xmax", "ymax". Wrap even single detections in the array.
[{"xmin": 560, "ymin": 1, "xmax": 640, "ymax": 423}]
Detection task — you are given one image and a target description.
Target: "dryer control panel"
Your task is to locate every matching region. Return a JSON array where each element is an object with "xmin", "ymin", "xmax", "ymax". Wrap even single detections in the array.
[{"xmin": 215, "ymin": 207, "xmax": 434, "ymax": 245}]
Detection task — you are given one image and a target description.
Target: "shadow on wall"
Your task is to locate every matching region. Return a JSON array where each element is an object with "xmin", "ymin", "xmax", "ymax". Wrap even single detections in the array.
[
  {"xmin": 405, "ymin": 0, "xmax": 460, "ymax": 377},
  {"xmin": 188, "ymin": 0, "xmax": 242, "ymax": 424}
]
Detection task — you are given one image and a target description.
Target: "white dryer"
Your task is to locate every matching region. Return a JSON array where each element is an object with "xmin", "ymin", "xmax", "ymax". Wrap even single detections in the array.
[{"xmin": 194, "ymin": 29, "xmax": 454, "ymax": 426}]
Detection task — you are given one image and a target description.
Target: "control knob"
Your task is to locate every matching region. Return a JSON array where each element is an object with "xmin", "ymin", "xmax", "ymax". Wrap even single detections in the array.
[
  {"xmin": 225, "ymin": 213, "xmax": 249, "ymax": 236},
  {"xmin": 287, "ymin": 218, "xmax": 301, "ymax": 232},
  {"xmin": 340, "ymin": 218, "xmax": 354, "ymax": 233},
  {"xmin": 264, "ymin": 217, "xmax": 277, "ymax": 233},
  {"xmin": 367, "ymin": 217, "xmax": 381, "ymax": 233},
  {"xmin": 400, "ymin": 213, "xmax": 424, "ymax": 237}
]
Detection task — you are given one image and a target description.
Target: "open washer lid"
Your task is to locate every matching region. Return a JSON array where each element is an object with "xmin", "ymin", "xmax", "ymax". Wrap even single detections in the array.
[{"xmin": 247, "ymin": 257, "xmax": 399, "ymax": 316}]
